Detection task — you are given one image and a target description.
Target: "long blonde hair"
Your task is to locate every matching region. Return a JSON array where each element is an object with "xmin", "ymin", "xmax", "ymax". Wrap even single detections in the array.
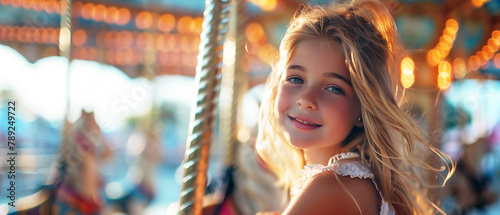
[{"xmin": 256, "ymin": 0, "xmax": 454, "ymax": 214}]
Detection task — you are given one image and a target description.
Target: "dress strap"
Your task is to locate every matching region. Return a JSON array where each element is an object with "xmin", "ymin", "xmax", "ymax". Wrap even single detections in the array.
[
  {"xmin": 327, "ymin": 152, "xmax": 360, "ymax": 166},
  {"xmin": 324, "ymin": 152, "xmax": 373, "ymax": 180},
  {"xmin": 331, "ymin": 161, "xmax": 374, "ymax": 179}
]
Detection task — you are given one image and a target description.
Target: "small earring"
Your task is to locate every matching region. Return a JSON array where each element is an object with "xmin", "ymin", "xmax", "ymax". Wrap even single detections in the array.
[{"xmin": 358, "ymin": 117, "xmax": 363, "ymax": 126}]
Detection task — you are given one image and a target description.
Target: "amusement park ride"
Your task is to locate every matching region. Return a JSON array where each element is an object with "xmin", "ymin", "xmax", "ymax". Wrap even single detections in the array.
[{"xmin": 1, "ymin": 0, "xmax": 500, "ymax": 214}]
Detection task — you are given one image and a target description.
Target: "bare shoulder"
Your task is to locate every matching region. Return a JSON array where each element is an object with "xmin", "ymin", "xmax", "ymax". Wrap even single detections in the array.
[{"xmin": 283, "ymin": 170, "xmax": 381, "ymax": 215}]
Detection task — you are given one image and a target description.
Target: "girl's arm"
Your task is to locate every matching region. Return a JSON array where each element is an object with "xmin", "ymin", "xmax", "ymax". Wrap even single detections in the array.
[{"xmin": 283, "ymin": 171, "xmax": 380, "ymax": 215}]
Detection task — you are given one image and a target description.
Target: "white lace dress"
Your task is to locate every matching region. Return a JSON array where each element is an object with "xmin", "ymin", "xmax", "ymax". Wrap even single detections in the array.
[{"xmin": 291, "ymin": 152, "xmax": 395, "ymax": 215}]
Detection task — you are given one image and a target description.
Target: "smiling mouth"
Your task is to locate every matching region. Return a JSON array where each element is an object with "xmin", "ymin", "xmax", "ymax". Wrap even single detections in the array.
[{"xmin": 289, "ymin": 116, "xmax": 322, "ymax": 127}]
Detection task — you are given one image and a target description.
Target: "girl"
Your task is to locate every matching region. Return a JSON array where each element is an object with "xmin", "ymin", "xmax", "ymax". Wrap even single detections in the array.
[{"xmin": 256, "ymin": 0, "xmax": 455, "ymax": 214}]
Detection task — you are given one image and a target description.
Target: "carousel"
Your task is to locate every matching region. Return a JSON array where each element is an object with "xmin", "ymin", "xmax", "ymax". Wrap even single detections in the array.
[{"xmin": 0, "ymin": 0, "xmax": 500, "ymax": 214}]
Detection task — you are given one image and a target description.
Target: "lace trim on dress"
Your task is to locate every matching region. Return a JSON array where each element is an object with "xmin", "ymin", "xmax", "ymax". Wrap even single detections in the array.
[{"xmin": 291, "ymin": 152, "xmax": 394, "ymax": 215}]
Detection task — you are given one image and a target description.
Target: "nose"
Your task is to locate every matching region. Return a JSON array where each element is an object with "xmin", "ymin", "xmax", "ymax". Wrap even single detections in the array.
[{"xmin": 296, "ymin": 88, "xmax": 317, "ymax": 110}]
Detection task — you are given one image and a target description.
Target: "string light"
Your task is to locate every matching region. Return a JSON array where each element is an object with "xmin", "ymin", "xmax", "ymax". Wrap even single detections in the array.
[
  {"xmin": 400, "ymin": 56, "xmax": 415, "ymax": 89},
  {"xmin": 33, "ymin": 0, "xmax": 43, "ymax": 11},
  {"xmin": 0, "ymin": 1, "xmax": 195, "ymax": 31},
  {"xmin": 438, "ymin": 61, "xmax": 452, "ymax": 89},
  {"xmin": 158, "ymin": 14, "xmax": 176, "ymax": 32},
  {"xmin": 453, "ymin": 58, "xmax": 467, "ymax": 79},
  {"xmin": 193, "ymin": 18, "xmax": 203, "ymax": 34},
  {"xmin": 82, "ymin": 3, "xmax": 95, "ymax": 20},
  {"xmin": 94, "ymin": 4, "xmax": 107, "ymax": 22},
  {"xmin": 105, "ymin": 6, "xmax": 118, "ymax": 24},
  {"xmin": 117, "ymin": 8, "xmax": 131, "ymax": 26},
  {"xmin": 177, "ymin": 16, "xmax": 195, "ymax": 34},
  {"xmin": 72, "ymin": 29, "xmax": 87, "ymax": 47},
  {"xmin": 72, "ymin": 2, "xmax": 82, "ymax": 18},
  {"xmin": 494, "ymin": 54, "xmax": 500, "ymax": 69},
  {"xmin": 120, "ymin": 31, "xmax": 133, "ymax": 48},
  {"xmin": 468, "ymin": 55, "xmax": 481, "ymax": 71},
  {"xmin": 426, "ymin": 19, "xmax": 459, "ymax": 66},
  {"xmin": 114, "ymin": 32, "xmax": 122, "ymax": 48},
  {"xmin": 73, "ymin": 47, "xmax": 88, "ymax": 60},
  {"xmin": 467, "ymin": 30, "xmax": 500, "ymax": 72},
  {"xmin": 472, "ymin": 0, "xmax": 490, "ymax": 8},
  {"xmin": 427, "ymin": 49, "xmax": 442, "ymax": 66},
  {"xmin": 136, "ymin": 11, "xmax": 153, "ymax": 30},
  {"xmin": 44, "ymin": 0, "xmax": 59, "ymax": 14}
]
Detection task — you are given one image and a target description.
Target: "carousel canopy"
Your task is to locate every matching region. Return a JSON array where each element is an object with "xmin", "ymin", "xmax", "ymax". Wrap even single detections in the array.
[{"xmin": 0, "ymin": 0, "xmax": 499, "ymax": 83}]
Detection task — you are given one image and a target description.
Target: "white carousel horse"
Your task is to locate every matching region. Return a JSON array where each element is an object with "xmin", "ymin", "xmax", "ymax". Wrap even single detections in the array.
[
  {"xmin": 13, "ymin": 110, "xmax": 112, "ymax": 214},
  {"xmin": 51, "ymin": 110, "xmax": 112, "ymax": 214}
]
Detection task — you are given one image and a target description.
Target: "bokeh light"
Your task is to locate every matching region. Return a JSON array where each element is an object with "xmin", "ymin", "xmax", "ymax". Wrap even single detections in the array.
[
  {"xmin": 453, "ymin": 58, "xmax": 467, "ymax": 79},
  {"xmin": 44, "ymin": 0, "xmax": 58, "ymax": 14},
  {"xmin": 494, "ymin": 53, "xmax": 500, "ymax": 69},
  {"xmin": 117, "ymin": 8, "xmax": 131, "ymax": 26},
  {"xmin": 33, "ymin": 0, "xmax": 43, "ymax": 11},
  {"xmin": 177, "ymin": 16, "xmax": 195, "ymax": 34},
  {"xmin": 120, "ymin": 31, "xmax": 133, "ymax": 48},
  {"xmin": 72, "ymin": 2, "xmax": 82, "ymax": 17},
  {"xmin": 136, "ymin": 11, "xmax": 153, "ymax": 29},
  {"xmin": 81, "ymin": 3, "xmax": 95, "ymax": 20},
  {"xmin": 194, "ymin": 17, "xmax": 204, "ymax": 34},
  {"xmin": 468, "ymin": 55, "xmax": 481, "ymax": 71},
  {"xmin": 158, "ymin": 14, "xmax": 176, "ymax": 32},
  {"xmin": 427, "ymin": 49, "xmax": 442, "ymax": 66},
  {"xmin": 22, "ymin": 0, "xmax": 32, "ymax": 10},
  {"xmin": 438, "ymin": 61, "xmax": 452, "ymax": 89},
  {"xmin": 11, "ymin": 0, "xmax": 20, "ymax": 8},
  {"xmin": 246, "ymin": 23, "xmax": 265, "ymax": 44},
  {"xmin": 94, "ymin": 4, "xmax": 107, "ymax": 22},
  {"xmin": 105, "ymin": 6, "xmax": 118, "ymax": 24},
  {"xmin": 72, "ymin": 29, "xmax": 87, "ymax": 47},
  {"xmin": 400, "ymin": 56, "xmax": 415, "ymax": 88}
]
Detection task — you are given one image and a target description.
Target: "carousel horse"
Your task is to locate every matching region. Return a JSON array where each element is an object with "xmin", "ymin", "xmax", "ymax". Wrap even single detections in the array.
[
  {"xmin": 12, "ymin": 110, "xmax": 112, "ymax": 215},
  {"xmin": 200, "ymin": 140, "xmax": 288, "ymax": 215}
]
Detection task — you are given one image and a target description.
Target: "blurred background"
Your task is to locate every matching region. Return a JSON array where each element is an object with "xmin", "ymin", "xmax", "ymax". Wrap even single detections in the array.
[{"xmin": 0, "ymin": 0, "xmax": 499, "ymax": 214}]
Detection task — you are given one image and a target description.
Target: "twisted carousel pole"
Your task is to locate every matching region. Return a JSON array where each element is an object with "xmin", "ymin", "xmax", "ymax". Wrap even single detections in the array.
[
  {"xmin": 178, "ymin": 0, "xmax": 231, "ymax": 214},
  {"xmin": 59, "ymin": 0, "xmax": 72, "ymax": 119},
  {"xmin": 221, "ymin": 0, "xmax": 247, "ymax": 167}
]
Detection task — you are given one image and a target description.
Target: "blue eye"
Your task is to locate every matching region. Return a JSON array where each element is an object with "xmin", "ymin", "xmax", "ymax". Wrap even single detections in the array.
[
  {"xmin": 287, "ymin": 77, "xmax": 304, "ymax": 84},
  {"xmin": 326, "ymin": 86, "xmax": 345, "ymax": 95}
]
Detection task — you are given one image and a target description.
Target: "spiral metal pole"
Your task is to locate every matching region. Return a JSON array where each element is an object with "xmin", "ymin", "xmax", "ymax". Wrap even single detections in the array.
[
  {"xmin": 59, "ymin": 0, "xmax": 72, "ymax": 120},
  {"xmin": 221, "ymin": 0, "xmax": 248, "ymax": 167},
  {"xmin": 178, "ymin": 0, "xmax": 231, "ymax": 214},
  {"xmin": 59, "ymin": 0, "xmax": 72, "ymax": 61},
  {"xmin": 58, "ymin": 0, "xmax": 73, "ymax": 182}
]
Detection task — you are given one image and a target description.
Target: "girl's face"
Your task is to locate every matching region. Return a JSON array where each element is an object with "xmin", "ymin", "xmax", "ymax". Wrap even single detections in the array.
[{"xmin": 276, "ymin": 39, "xmax": 361, "ymax": 158}]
